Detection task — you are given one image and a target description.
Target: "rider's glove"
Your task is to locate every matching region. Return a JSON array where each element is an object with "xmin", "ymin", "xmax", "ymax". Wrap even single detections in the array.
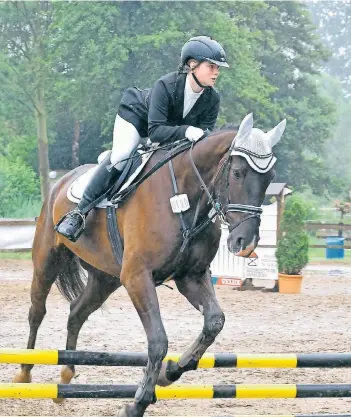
[{"xmin": 185, "ymin": 126, "xmax": 205, "ymax": 143}]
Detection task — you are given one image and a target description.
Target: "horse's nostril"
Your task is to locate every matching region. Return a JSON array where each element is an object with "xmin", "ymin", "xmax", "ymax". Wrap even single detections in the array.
[{"xmin": 236, "ymin": 237, "xmax": 244, "ymax": 249}]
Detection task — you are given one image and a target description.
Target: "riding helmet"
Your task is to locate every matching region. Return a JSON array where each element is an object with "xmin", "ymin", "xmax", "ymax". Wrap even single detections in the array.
[{"xmin": 180, "ymin": 36, "xmax": 229, "ymax": 68}]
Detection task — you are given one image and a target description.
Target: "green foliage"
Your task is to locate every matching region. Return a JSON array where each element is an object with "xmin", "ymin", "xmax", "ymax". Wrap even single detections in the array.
[
  {"xmin": 0, "ymin": 156, "xmax": 40, "ymax": 217},
  {"xmin": 309, "ymin": 1, "xmax": 351, "ymax": 96},
  {"xmin": 3, "ymin": 135, "xmax": 38, "ymax": 172},
  {"xmin": 0, "ymin": 197, "xmax": 42, "ymax": 219},
  {"xmin": 0, "ymin": 1, "xmax": 344, "ymax": 201},
  {"xmin": 276, "ymin": 196, "xmax": 309, "ymax": 275}
]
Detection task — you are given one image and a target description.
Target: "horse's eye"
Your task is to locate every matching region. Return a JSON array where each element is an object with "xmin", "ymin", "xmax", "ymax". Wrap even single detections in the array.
[{"xmin": 233, "ymin": 170, "xmax": 241, "ymax": 180}]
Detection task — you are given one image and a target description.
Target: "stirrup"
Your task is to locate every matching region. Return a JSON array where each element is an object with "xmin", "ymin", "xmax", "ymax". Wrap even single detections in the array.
[
  {"xmin": 54, "ymin": 209, "xmax": 86, "ymax": 242},
  {"xmin": 54, "ymin": 209, "xmax": 86, "ymax": 229}
]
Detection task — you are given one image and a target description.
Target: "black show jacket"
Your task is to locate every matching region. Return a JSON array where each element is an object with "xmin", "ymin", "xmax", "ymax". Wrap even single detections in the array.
[{"xmin": 117, "ymin": 71, "xmax": 220, "ymax": 144}]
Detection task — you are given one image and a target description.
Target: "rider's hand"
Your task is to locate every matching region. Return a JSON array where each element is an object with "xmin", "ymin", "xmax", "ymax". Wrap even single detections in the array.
[{"xmin": 185, "ymin": 126, "xmax": 205, "ymax": 143}]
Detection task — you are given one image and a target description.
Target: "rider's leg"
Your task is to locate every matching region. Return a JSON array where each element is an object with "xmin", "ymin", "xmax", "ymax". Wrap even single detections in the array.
[{"xmin": 55, "ymin": 115, "xmax": 142, "ymax": 242}]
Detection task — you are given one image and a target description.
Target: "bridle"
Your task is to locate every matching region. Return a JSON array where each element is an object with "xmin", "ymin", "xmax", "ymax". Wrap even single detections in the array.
[
  {"xmin": 180, "ymin": 141, "xmax": 262, "ymax": 251},
  {"xmin": 209, "ymin": 143, "xmax": 263, "ymax": 231}
]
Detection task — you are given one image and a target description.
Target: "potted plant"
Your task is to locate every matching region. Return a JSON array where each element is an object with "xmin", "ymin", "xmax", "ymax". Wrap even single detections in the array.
[{"xmin": 275, "ymin": 195, "xmax": 309, "ymax": 294}]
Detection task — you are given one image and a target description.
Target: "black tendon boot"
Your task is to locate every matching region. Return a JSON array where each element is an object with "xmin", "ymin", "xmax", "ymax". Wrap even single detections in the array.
[{"xmin": 55, "ymin": 157, "xmax": 121, "ymax": 242}]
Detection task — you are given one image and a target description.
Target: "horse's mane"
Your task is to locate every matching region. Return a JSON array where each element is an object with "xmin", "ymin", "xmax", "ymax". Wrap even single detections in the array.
[
  {"xmin": 208, "ymin": 123, "xmax": 239, "ymax": 137},
  {"xmin": 220, "ymin": 123, "xmax": 239, "ymax": 131}
]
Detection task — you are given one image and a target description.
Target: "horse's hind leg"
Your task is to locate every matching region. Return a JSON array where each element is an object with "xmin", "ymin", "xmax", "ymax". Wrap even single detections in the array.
[
  {"xmin": 56, "ymin": 265, "xmax": 121, "ymax": 395},
  {"xmin": 13, "ymin": 216, "xmax": 64, "ymax": 383},
  {"xmin": 157, "ymin": 267, "xmax": 225, "ymax": 386}
]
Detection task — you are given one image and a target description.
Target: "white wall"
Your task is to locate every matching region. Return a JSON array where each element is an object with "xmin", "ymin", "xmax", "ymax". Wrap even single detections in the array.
[{"xmin": 210, "ymin": 202, "xmax": 277, "ymax": 278}]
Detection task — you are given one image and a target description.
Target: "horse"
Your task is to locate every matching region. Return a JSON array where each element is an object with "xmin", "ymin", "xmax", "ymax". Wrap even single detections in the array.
[{"xmin": 13, "ymin": 113, "xmax": 285, "ymax": 417}]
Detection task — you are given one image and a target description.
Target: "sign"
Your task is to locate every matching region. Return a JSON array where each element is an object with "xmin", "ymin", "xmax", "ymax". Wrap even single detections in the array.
[
  {"xmin": 212, "ymin": 276, "xmax": 242, "ymax": 287},
  {"xmin": 244, "ymin": 252, "xmax": 278, "ymax": 281}
]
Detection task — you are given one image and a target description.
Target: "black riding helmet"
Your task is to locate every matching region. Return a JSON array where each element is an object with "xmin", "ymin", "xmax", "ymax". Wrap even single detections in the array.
[{"xmin": 181, "ymin": 36, "xmax": 229, "ymax": 68}]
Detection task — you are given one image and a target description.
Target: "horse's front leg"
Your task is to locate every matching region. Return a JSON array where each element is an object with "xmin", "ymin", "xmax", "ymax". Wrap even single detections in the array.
[
  {"xmin": 158, "ymin": 267, "xmax": 225, "ymax": 386},
  {"xmin": 118, "ymin": 261, "xmax": 168, "ymax": 417}
]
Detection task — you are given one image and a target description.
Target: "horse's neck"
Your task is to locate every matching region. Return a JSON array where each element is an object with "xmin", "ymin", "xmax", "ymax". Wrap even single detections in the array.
[
  {"xmin": 192, "ymin": 131, "xmax": 234, "ymax": 183},
  {"xmin": 174, "ymin": 130, "xmax": 235, "ymax": 209}
]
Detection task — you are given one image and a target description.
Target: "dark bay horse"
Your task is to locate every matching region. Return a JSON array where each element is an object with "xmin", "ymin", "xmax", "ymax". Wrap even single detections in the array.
[{"xmin": 13, "ymin": 114, "xmax": 285, "ymax": 417}]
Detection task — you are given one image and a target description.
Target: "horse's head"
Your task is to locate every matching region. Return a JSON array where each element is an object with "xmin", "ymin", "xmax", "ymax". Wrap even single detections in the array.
[{"xmin": 216, "ymin": 113, "xmax": 286, "ymax": 257}]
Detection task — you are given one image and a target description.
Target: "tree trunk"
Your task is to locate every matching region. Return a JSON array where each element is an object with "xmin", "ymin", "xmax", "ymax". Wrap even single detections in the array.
[
  {"xmin": 72, "ymin": 119, "xmax": 80, "ymax": 168},
  {"xmin": 276, "ymin": 190, "xmax": 285, "ymax": 242},
  {"xmin": 338, "ymin": 212, "xmax": 344, "ymax": 237},
  {"xmin": 35, "ymin": 85, "xmax": 50, "ymax": 201}
]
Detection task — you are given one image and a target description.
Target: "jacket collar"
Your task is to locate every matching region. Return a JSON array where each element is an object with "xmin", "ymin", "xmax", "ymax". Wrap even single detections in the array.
[{"xmin": 173, "ymin": 72, "xmax": 212, "ymax": 121}]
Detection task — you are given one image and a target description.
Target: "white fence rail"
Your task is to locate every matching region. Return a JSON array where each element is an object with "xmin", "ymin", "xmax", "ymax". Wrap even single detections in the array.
[{"xmin": 0, "ymin": 219, "xmax": 37, "ymax": 250}]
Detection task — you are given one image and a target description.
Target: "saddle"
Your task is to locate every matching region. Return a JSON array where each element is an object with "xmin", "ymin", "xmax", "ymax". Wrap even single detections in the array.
[
  {"xmin": 67, "ymin": 140, "xmax": 193, "ymax": 267},
  {"xmin": 67, "ymin": 145, "xmax": 154, "ymax": 208}
]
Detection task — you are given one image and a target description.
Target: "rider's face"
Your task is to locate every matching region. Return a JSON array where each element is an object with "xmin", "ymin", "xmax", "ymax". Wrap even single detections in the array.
[{"xmin": 193, "ymin": 61, "xmax": 220, "ymax": 87}]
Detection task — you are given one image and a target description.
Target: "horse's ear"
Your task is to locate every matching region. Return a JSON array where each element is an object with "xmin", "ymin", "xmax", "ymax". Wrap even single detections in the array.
[
  {"xmin": 267, "ymin": 119, "xmax": 286, "ymax": 147},
  {"xmin": 235, "ymin": 113, "xmax": 254, "ymax": 145}
]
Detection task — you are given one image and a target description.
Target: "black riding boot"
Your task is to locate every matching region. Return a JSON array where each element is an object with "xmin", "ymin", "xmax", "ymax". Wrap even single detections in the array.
[{"xmin": 55, "ymin": 156, "xmax": 121, "ymax": 242}]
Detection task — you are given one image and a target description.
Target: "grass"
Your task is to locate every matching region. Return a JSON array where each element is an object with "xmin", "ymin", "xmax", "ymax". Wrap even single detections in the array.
[
  {"xmin": 0, "ymin": 251, "xmax": 32, "ymax": 260},
  {"xmin": 0, "ymin": 197, "xmax": 42, "ymax": 218},
  {"xmin": 308, "ymin": 247, "xmax": 351, "ymax": 264},
  {"xmin": 307, "ymin": 235, "xmax": 351, "ymax": 264}
]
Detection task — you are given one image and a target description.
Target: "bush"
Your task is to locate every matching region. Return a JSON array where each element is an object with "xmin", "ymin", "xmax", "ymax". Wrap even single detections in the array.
[
  {"xmin": 5, "ymin": 134, "xmax": 38, "ymax": 173},
  {"xmin": 0, "ymin": 156, "xmax": 41, "ymax": 217},
  {"xmin": 275, "ymin": 195, "xmax": 309, "ymax": 275}
]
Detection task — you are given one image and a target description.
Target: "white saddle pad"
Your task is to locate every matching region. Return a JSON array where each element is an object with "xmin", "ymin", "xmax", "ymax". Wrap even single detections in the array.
[{"xmin": 67, "ymin": 149, "xmax": 154, "ymax": 208}]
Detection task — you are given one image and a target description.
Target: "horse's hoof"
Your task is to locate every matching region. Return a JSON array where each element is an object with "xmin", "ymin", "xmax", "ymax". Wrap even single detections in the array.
[
  {"xmin": 12, "ymin": 371, "xmax": 31, "ymax": 383},
  {"xmin": 156, "ymin": 362, "xmax": 174, "ymax": 387},
  {"xmin": 52, "ymin": 397, "xmax": 65, "ymax": 405},
  {"xmin": 60, "ymin": 366, "xmax": 75, "ymax": 384}
]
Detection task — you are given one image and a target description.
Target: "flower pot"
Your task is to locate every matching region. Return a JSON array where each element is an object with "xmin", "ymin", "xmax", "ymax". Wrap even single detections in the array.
[{"xmin": 278, "ymin": 273, "xmax": 303, "ymax": 294}]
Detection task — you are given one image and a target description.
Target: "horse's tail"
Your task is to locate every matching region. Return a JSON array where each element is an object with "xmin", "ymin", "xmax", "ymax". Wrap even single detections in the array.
[{"xmin": 55, "ymin": 246, "xmax": 87, "ymax": 303}]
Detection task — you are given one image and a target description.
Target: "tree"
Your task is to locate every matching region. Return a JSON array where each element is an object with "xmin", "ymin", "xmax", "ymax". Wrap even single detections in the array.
[
  {"xmin": 49, "ymin": 1, "xmax": 277, "ymax": 160},
  {"xmin": 308, "ymin": 0, "xmax": 351, "ymax": 96},
  {"xmin": 234, "ymin": 1, "xmax": 337, "ymax": 194},
  {"xmin": 317, "ymin": 74, "xmax": 351, "ymax": 195},
  {"xmin": 51, "ymin": 1, "xmax": 337, "ymax": 194},
  {"xmin": 0, "ymin": 1, "xmax": 339, "ymax": 199},
  {"xmin": 0, "ymin": 1, "xmax": 56, "ymax": 200}
]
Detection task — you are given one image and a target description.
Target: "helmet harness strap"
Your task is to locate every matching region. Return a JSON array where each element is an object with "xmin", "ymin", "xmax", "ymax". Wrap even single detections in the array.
[{"xmin": 190, "ymin": 61, "xmax": 208, "ymax": 90}]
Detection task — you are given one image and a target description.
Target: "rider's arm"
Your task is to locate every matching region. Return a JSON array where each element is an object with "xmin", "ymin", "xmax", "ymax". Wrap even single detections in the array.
[{"xmin": 148, "ymin": 79, "xmax": 189, "ymax": 144}]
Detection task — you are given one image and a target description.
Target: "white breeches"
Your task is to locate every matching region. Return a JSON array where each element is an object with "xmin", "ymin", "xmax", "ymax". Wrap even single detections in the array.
[{"xmin": 110, "ymin": 115, "xmax": 143, "ymax": 170}]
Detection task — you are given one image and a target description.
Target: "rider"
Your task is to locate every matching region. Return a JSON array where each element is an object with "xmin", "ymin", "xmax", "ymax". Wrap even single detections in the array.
[{"xmin": 55, "ymin": 36, "xmax": 229, "ymax": 242}]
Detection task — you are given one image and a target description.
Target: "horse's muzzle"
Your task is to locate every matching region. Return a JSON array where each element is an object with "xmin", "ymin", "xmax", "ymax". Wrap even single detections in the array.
[{"xmin": 227, "ymin": 233, "xmax": 260, "ymax": 257}]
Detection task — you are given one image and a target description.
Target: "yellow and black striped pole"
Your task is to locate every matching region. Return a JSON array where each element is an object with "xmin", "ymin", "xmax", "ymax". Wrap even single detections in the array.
[
  {"xmin": 0, "ymin": 415, "xmax": 350, "ymax": 417},
  {"xmin": 1, "ymin": 349, "xmax": 351, "ymax": 368},
  {"xmin": 0, "ymin": 415, "xmax": 349, "ymax": 417},
  {"xmin": 1, "ymin": 383, "xmax": 351, "ymax": 399}
]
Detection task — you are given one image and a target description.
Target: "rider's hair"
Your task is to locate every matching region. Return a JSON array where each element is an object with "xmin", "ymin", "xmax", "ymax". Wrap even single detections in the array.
[
  {"xmin": 174, "ymin": 59, "xmax": 201, "ymax": 110},
  {"xmin": 177, "ymin": 58, "xmax": 200, "ymax": 74}
]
